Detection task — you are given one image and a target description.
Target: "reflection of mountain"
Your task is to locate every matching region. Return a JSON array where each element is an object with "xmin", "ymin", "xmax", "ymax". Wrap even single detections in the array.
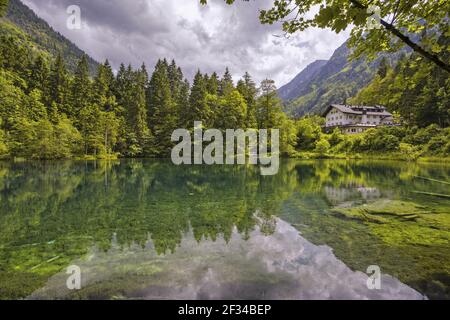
[{"xmin": 28, "ymin": 219, "xmax": 424, "ymax": 300}]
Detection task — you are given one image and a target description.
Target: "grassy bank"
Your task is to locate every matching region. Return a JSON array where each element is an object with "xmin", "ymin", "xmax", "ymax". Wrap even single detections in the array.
[{"xmin": 290, "ymin": 151, "xmax": 450, "ymax": 163}]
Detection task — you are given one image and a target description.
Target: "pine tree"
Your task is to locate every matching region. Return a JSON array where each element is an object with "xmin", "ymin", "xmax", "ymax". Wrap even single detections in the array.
[
  {"xmin": 0, "ymin": 36, "xmax": 30, "ymax": 77},
  {"xmin": 219, "ymin": 67, "xmax": 234, "ymax": 96},
  {"xmin": 257, "ymin": 79, "xmax": 282, "ymax": 129},
  {"xmin": 140, "ymin": 63, "xmax": 149, "ymax": 85},
  {"xmin": 94, "ymin": 60, "xmax": 116, "ymax": 111},
  {"xmin": 147, "ymin": 60, "xmax": 177, "ymax": 156},
  {"xmin": 203, "ymin": 73, "xmax": 210, "ymax": 90},
  {"xmin": 118, "ymin": 65, "xmax": 151, "ymax": 156},
  {"xmin": 176, "ymin": 79, "xmax": 190, "ymax": 127},
  {"xmin": 167, "ymin": 59, "xmax": 190, "ymax": 127},
  {"xmin": 90, "ymin": 60, "xmax": 121, "ymax": 156},
  {"xmin": 135, "ymin": 66, "xmax": 151, "ymax": 142},
  {"xmin": 27, "ymin": 55, "xmax": 50, "ymax": 95},
  {"xmin": 188, "ymin": 70, "xmax": 211, "ymax": 127},
  {"xmin": 237, "ymin": 72, "xmax": 258, "ymax": 128},
  {"xmin": 70, "ymin": 54, "xmax": 92, "ymax": 119},
  {"xmin": 49, "ymin": 53, "xmax": 70, "ymax": 113},
  {"xmin": 206, "ymin": 72, "xmax": 219, "ymax": 95},
  {"xmin": 114, "ymin": 63, "xmax": 128, "ymax": 109},
  {"xmin": 167, "ymin": 60, "xmax": 183, "ymax": 98}
]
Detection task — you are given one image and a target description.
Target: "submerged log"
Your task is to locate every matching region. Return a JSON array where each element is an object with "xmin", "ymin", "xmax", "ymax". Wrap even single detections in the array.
[
  {"xmin": 413, "ymin": 176, "xmax": 450, "ymax": 185},
  {"xmin": 412, "ymin": 191, "xmax": 450, "ymax": 199}
]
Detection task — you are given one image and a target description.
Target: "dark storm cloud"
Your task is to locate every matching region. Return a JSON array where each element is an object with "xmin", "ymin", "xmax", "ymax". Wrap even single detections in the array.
[{"xmin": 21, "ymin": 0, "xmax": 349, "ymax": 86}]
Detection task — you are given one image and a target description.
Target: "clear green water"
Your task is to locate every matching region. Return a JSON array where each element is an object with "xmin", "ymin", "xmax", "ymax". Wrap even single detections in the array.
[{"xmin": 0, "ymin": 159, "xmax": 449, "ymax": 300}]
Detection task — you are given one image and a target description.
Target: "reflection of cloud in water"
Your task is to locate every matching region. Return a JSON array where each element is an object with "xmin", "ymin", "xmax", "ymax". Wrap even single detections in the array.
[{"xmin": 29, "ymin": 219, "xmax": 425, "ymax": 300}]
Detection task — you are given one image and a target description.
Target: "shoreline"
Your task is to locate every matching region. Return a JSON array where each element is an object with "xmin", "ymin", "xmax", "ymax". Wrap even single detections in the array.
[{"xmin": 1, "ymin": 155, "xmax": 449, "ymax": 164}]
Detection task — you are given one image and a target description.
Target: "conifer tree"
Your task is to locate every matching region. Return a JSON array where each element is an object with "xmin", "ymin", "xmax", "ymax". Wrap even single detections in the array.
[
  {"xmin": 219, "ymin": 67, "xmax": 234, "ymax": 96},
  {"xmin": 28, "ymin": 55, "xmax": 50, "ymax": 96},
  {"xmin": 147, "ymin": 60, "xmax": 176, "ymax": 156},
  {"xmin": 94, "ymin": 60, "xmax": 116, "ymax": 111},
  {"xmin": 167, "ymin": 59, "xmax": 190, "ymax": 127},
  {"xmin": 49, "ymin": 53, "xmax": 70, "ymax": 113},
  {"xmin": 167, "ymin": 60, "xmax": 183, "ymax": 98},
  {"xmin": 113, "ymin": 63, "xmax": 128, "ymax": 109},
  {"xmin": 140, "ymin": 62, "xmax": 149, "ymax": 85},
  {"xmin": 257, "ymin": 79, "xmax": 282, "ymax": 129},
  {"xmin": 70, "ymin": 55, "xmax": 92, "ymax": 118},
  {"xmin": 176, "ymin": 79, "xmax": 190, "ymax": 127},
  {"xmin": 237, "ymin": 72, "xmax": 258, "ymax": 128},
  {"xmin": 123, "ymin": 66, "xmax": 151, "ymax": 156},
  {"xmin": 91, "ymin": 60, "xmax": 121, "ymax": 156},
  {"xmin": 206, "ymin": 72, "xmax": 219, "ymax": 95},
  {"xmin": 188, "ymin": 70, "xmax": 211, "ymax": 127}
]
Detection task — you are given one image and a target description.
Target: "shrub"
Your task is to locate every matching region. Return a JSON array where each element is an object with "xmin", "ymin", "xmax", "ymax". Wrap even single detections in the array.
[
  {"xmin": 425, "ymin": 133, "xmax": 449, "ymax": 155},
  {"xmin": 315, "ymin": 138, "xmax": 330, "ymax": 155},
  {"xmin": 406, "ymin": 124, "xmax": 442, "ymax": 145},
  {"xmin": 328, "ymin": 128, "xmax": 344, "ymax": 147},
  {"xmin": 296, "ymin": 116, "xmax": 323, "ymax": 151},
  {"xmin": 350, "ymin": 129, "xmax": 399, "ymax": 152},
  {"xmin": 399, "ymin": 143, "xmax": 422, "ymax": 161}
]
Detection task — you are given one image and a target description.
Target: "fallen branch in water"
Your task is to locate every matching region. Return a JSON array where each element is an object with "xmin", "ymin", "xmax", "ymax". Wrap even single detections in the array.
[
  {"xmin": 412, "ymin": 191, "xmax": 450, "ymax": 199},
  {"xmin": 413, "ymin": 176, "xmax": 450, "ymax": 185}
]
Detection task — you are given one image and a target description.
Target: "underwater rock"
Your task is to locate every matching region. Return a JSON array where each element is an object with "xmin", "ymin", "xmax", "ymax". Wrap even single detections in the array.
[{"xmin": 331, "ymin": 200, "xmax": 432, "ymax": 224}]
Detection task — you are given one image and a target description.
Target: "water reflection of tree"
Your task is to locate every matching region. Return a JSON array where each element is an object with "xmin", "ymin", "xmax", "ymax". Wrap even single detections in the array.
[
  {"xmin": 0, "ymin": 159, "xmax": 448, "ymax": 299},
  {"xmin": 0, "ymin": 160, "xmax": 299, "ymax": 267}
]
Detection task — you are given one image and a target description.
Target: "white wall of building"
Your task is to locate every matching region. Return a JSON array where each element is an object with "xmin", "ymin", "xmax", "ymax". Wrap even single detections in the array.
[{"xmin": 325, "ymin": 107, "xmax": 394, "ymax": 128}]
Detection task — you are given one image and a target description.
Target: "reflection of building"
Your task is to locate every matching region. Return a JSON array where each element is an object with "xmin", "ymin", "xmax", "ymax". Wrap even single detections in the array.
[
  {"xmin": 322, "ymin": 105, "xmax": 396, "ymax": 134},
  {"xmin": 356, "ymin": 187, "xmax": 381, "ymax": 200},
  {"xmin": 324, "ymin": 186, "xmax": 360, "ymax": 204},
  {"xmin": 324, "ymin": 186, "xmax": 381, "ymax": 204}
]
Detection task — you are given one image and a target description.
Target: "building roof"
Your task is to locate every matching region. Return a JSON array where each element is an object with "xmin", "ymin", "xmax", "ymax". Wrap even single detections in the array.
[
  {"xmin": 322, "ymin": 105, "xmax": 393, "ymax": 117},
  {"xmin": 324, "ymin": 123, "xmax": 378, "ymax": 128}
]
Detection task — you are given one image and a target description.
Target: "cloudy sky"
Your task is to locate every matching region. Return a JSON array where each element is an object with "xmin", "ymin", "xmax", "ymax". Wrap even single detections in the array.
[{"xmin": 21, "ymin": 0, "xmax": 349, "ymax": 87}]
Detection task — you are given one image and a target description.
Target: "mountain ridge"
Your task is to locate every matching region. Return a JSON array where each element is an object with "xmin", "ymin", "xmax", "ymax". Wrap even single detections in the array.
[
  {"xmin": 278, "ymin": 60, "xmax": 327, "ymax": 101},
  {"xmin": 279, "ymin": 41, "xmax": 407, "ymax": 118}
]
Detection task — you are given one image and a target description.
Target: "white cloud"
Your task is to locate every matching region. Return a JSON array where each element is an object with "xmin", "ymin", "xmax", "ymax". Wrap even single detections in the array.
[{"xmin": 21, "ymin": 0, "xmax": 349, "ymax": 86}]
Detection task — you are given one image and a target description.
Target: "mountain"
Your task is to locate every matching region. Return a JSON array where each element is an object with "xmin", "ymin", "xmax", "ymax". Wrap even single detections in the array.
[
  {"xmin": 1, "ymin": 0, "xmax": 98, "ymax": 74},
  {"xmin": 280, "ymin": 42, "xmax": 405, "ymax": 117},
  {"xmin": 278, "ymin": 60, "xmax": 327, "ymax": 101}
]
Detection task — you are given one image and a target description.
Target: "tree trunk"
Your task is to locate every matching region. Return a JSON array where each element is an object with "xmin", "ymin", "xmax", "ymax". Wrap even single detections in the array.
[{"xmin": 105, "ymin": 129, "xmax": 108, "ymax": 156}]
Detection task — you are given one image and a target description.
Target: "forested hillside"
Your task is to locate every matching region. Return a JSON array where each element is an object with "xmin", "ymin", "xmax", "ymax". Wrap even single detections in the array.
[
  {"xmin": 349, "ymin": 44, "xmax": 450, "ymax": 128},
  {"xmin": 0, "ymin": 44, "xmax": 295, "ymax": 159},
  {"xmin": 0, "ymin": 1, "xmax": 296, "ymax": 160},
  {"xmin": 0, "ymin": 0, "xmax": 448, "ymax": 161},
  {"xmin": 2, "ymin": 0, "xmax": 98, "ymax": 74}
]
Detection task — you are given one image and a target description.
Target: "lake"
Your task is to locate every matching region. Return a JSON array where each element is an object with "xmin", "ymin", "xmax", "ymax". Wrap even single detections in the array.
[{"xmin": 0, "ymin": 159, "xmax": 449, "ymax": 300}]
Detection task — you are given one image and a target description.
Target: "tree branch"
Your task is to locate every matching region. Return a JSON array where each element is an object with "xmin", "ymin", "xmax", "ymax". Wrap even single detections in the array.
[{"xmin": 348, "ymin": 0, "xmax": 450, "ymax": 73}]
